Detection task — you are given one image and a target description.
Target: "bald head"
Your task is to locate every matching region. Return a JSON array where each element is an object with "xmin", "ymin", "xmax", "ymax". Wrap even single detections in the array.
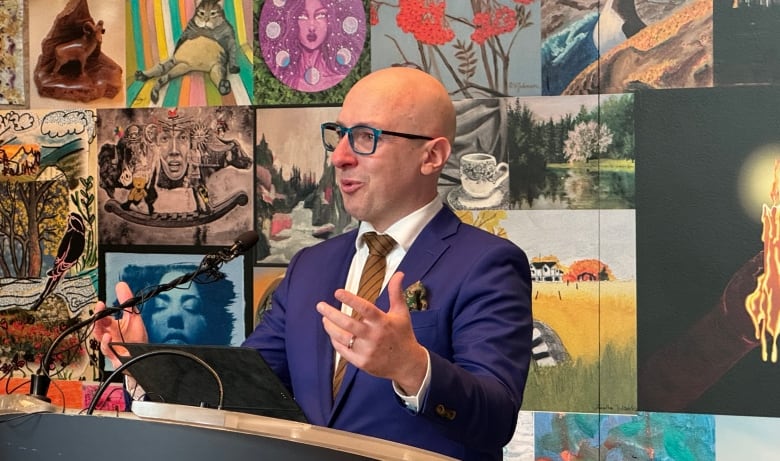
[
  {"xmin": 342, "ymin": 67, "xmax": 456, "ymax": 143},
  {"xmin": 333, "ymin": 67, "xmax": 455, "ymax": 229}
]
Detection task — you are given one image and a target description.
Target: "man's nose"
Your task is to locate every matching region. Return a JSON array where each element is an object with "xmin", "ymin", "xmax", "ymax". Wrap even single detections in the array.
[{"xmin": 329, "ymin": 136, "xmax": 357, "ymax": 169}]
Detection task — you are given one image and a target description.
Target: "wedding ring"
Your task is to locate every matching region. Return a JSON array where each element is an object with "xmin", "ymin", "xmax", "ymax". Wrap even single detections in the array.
[{"xmin": 348, "ymin": 335, "xmax": 356, "ymax": 350}]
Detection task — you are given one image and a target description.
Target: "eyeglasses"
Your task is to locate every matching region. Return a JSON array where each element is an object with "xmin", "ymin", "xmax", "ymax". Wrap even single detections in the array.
[{"xmin": 321, "ymin": 122, "xmax": 434, "ymax": 156}]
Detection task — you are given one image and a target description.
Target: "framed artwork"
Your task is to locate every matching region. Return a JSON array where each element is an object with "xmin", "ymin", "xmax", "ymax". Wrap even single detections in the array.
[
  {"xmin": 439, "ymin": 95, "xmax": 636, "ymax": 211},
  {"xmin": 499, "ymin": 209, "xmax": 636, "ymax": 413},
  {"xmin": 533, "ymin": 412, "xmax": 714, "ymax": 460},
  {"xmin": 258, "ymin": 0, "xmax": 365, "ymax": 92},
  {"xmin": 541, "ymin": 0, "xmax": 711, "ymax": 95},
  {"xmin": 714, "ymin": 0, "xmax": 780, "ymax": 85},
  {"xmin": 502, "ymin": 94, "xmax": 635, "ymax": 210},
  {"xmin": 0, "ymin": 108, "xmax": 99, "ymax": 315},
  {"xmin": 371, "ymin": 1, "xmax": 541, "ymax": 99},
  {"xmin": 635, "ymin": 86, "xmax": 779, "ymax": 417},
  {"xmin": 29, "ymin": 0, "xmax": 126, "ymax": 108},
  {"xmin": 0, "ymin": 0, "xmax": 27, "ymax": 106},
  {"xmin": 253, "ymin": 0, "xmax": 371, "ymax": 105},
  {"xmin": 254, "ymin": 104, "xmax": 354, "ymax": 265},
  {"xmin": 126, "ymin": 0, "xmax": 254, "ymax": 107},
  {"xmin": 96, "ymin": 105, "xmax": 254, "ymax": 246},
  {"xmin": 252, "ymin": 266, "xmax": 286, "ymax": 327},
  {"xmin": 0, "ymin": 107, "xmax": 99, "ymax": 383},
  {"xmin": 99, "ymin": 245, "xmax": 252, "ymax": 350}
]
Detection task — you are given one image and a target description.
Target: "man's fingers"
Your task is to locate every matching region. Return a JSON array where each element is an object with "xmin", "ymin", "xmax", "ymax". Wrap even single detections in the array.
[
  {"xmin": 386, "ymin": 272, "xmax": 408, "ymax": 316},
  {"xmin": 115, "ymin": 281, "xmax": 134, "ymax": 305},
  {"xmin": 100, "ymin": 333, "xmax": 124, "ymax": 370},
  {"xmin": 317, "ymin": 301, "xmax": 366, "ymax": 349},
  {"xmin": 318, "ymin": 301, "xmax": 358, "ymax": 332},
  {"xmin": 334, "ymin": 286, "xmax": 389, "ymax": 323}
]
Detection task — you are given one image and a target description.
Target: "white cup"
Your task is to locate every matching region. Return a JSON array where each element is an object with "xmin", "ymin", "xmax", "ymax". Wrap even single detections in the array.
[{"xmin": 459, "ymin": 153, "xmax": 509, "ymax": 199}]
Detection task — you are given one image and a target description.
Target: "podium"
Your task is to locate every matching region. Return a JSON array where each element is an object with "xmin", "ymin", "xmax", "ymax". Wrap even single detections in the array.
[{"xmin": 0, "ymin": 402, "xmax": 456, "ymax": 460}]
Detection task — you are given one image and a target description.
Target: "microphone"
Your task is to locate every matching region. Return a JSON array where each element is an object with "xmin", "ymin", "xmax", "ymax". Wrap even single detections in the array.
[
  {"xmin": 201, "ymin": 230, "xmax": 259, "ymax": 270},
  {"xmin": 226, "ymin": 230, "xmax": 259, "ymax": 260},
  {"xmin": 27, "ymin": 230, "xmax": 260, "ymax": 404}
]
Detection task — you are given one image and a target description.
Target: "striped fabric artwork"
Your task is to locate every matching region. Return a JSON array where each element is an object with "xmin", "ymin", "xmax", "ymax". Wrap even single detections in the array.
[{"xmin": 126, "ymin": 0, "xmax": 254, "ymax": 107}]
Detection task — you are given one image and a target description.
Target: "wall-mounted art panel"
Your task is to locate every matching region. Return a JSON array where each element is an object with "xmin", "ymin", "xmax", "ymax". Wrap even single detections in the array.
[
  {"xmin": 29, "ymin": 0, "xmax": 126, "ymax": 108},
  {"xmin": 0, "ymin": 107, "xmax": 99, "ymax": 383},
  {"xmin": 254, "ymin": 104, "xmax": 348, "ymax": 265},
  {"xmin": 714, "ymin": 0, "xmax": 780, "ymax": 86},
  {"xmin": 716, "ymin": 414, "xmax": 780, "ymax": 460},
  {"xmin": 100, "ymin": 247, "xmax": 250, "ymax": 348},
  {"xmin": 126, "ymin": 0, "xmax": 254, "ymax": 107},
  {"xmin": 371, "ymin": 1, "xmax": 541, "ymax": 99},
  {"xmin": 0, "ymin": 0, "xmax": 27, "ymax": 107},
  {"xmin": 534, "ymin": 411, "xmax": 715, "ymax": 460},
  {"xmin": 441, "ymin": 95, "xmax": 636, "ymax": 211},
  {"xmin": 251, "ymin": 265, "xmax": 285, "ymax": 327},
  {"xmin": 502, "ymin": 411, "xmax": 534, "ymax": 460},
  {"xmin": 636, "ymin": 85, "xmax": 780, "ymax": 417},
  {"xmin": 495, "ymin": 209, "xmax": 636, "ymax": 413},
  {"xmin": 253, "ymin": 0, "xmax": 371, "ymax": 105},
  {"xmin": 97, "ymin": 106, "xmax": 254, "ymax": 246},
  {"xmin": 542, "ymin": 0, "xmax": 712, "ymax": 95}
]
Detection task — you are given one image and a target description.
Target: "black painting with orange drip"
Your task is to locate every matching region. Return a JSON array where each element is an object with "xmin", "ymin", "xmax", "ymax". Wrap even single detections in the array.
[
  {"xmin": 745, "ymin": 160, "xmax": 780, "ymax": 364},
  {"xmin": 636, "ymin": 85, "xmax": 780, "ymax": 417}
]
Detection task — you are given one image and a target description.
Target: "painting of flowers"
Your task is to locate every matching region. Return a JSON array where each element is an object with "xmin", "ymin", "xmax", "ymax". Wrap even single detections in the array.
[{"xmin": 370, "ymin": 0, "xmax": 541, "ymax": 99}]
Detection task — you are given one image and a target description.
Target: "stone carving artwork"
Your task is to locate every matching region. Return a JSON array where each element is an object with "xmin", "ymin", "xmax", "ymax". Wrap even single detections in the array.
[{"xmin": 33, "ymin": 0, "xmax": 122, "ymax": 102}]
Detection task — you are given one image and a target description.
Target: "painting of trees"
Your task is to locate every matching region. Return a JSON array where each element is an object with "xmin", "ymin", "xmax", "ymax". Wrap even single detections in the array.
[
  {"xmin": 563, "ymin": 259, "xmax": 615, "ymax": 282},
  {"xmin": 0, "ymin": 180, "xmax": 68, "ymax": 278},
  {"xmin": 563, "ymin": 120, "xmax": 614, "ymax": 163}
]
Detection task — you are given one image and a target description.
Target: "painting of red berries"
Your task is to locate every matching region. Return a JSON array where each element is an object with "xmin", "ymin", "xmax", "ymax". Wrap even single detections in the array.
[{"xmin": 370, "ymin": 0, "xmax": 540, "ymax": 99}]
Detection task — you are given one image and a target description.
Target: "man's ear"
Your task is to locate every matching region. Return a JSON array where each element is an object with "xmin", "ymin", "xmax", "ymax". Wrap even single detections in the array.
[{"xmin": 421, "ymin": 137, "xmax": 451, "ymax": 176}]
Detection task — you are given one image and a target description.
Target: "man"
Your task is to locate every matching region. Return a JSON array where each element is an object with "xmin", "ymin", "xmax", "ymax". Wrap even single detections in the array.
[{"xmin": 95, "ymin": 67, "xmax": 532, "ymax": 460}]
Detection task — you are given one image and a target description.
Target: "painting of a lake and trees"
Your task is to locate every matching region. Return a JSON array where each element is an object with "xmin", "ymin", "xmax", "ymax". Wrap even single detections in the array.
[{"xmin": 506, "ymin": 94, "xmax": 635, "ymax": 210}]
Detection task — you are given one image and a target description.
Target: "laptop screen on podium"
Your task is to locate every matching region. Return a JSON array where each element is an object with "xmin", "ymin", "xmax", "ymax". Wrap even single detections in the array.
[{"xmin": 112, "ymin": 343, "xmax": 307, "ymax": 423}]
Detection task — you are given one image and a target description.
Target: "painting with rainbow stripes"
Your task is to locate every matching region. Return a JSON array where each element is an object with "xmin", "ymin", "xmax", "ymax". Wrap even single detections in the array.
[{"xmin": 126, "ymin": 0, "xmax": 254, "ymax": 107}]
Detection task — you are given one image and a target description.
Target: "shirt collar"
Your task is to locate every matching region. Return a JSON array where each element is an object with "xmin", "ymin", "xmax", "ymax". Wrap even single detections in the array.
[{"xmin": 356, "ymin": 196, "xmax": 443, "ymax": 252}]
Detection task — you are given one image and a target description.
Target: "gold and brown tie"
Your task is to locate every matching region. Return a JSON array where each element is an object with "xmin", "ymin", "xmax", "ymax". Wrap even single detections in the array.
[{"xmin": 332, "ymin": 232, "xmax": 396, "ymax": 399}]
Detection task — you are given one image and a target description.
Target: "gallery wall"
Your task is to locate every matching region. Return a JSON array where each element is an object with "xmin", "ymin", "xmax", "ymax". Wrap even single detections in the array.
[{"xmin": 1, "ymin": 0, "xmax": 779, "ymax": 459}]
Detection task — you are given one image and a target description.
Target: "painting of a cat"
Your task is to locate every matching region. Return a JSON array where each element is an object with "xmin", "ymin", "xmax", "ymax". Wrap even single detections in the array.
[{"xmin": 135, "ymin": 0, "xmax": 240, "ymax": 103}]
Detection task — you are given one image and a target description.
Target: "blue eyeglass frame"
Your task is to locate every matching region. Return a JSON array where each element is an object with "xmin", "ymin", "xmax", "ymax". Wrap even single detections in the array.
[{"xmin": 320, "ymin": 122, "xmax": 435, "ymax": 156}]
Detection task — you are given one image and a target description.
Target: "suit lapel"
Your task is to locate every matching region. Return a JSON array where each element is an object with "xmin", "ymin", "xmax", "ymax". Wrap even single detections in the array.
[
  {"xmin": 396, "ymin": 206, "xmax": 459, "ymax": 286},
  {"xmin": 314, "ymin": 232, "xmax": 357, "ymax": 420}
]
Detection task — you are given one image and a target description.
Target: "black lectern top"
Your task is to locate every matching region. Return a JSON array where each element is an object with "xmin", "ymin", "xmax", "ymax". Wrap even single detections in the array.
[{"xmin": 112, "ymin": 343, "xmax": 307, "ymax": 423}]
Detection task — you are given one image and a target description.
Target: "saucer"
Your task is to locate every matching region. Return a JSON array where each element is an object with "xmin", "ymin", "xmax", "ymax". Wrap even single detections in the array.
[{"xmin": 447, "ymin": 186, "xmax": 507, "ymax": 210}]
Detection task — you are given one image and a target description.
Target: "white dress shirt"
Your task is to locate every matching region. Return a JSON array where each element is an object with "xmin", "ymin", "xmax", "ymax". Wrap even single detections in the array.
[{"xmin": 338, "ymin": 196, "xmax": 443, "ymax": 411}]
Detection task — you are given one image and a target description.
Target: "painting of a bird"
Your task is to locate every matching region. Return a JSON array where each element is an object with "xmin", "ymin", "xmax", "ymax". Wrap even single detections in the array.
[{"xmin": 30, "ymin": 212, "xmax": 86, "ymax": 311}]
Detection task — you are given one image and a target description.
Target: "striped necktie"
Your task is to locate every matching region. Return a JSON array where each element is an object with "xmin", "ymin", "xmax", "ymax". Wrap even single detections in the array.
[{"xmin": 332, "ymin": 232, "xmax": 396, "ymax": 399}]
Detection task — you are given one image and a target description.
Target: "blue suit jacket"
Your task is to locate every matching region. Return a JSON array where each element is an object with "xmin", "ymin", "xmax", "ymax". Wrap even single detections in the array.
[{"xmin": 243, "ymin": 206, "xmax": 532, "ymax": 460}]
